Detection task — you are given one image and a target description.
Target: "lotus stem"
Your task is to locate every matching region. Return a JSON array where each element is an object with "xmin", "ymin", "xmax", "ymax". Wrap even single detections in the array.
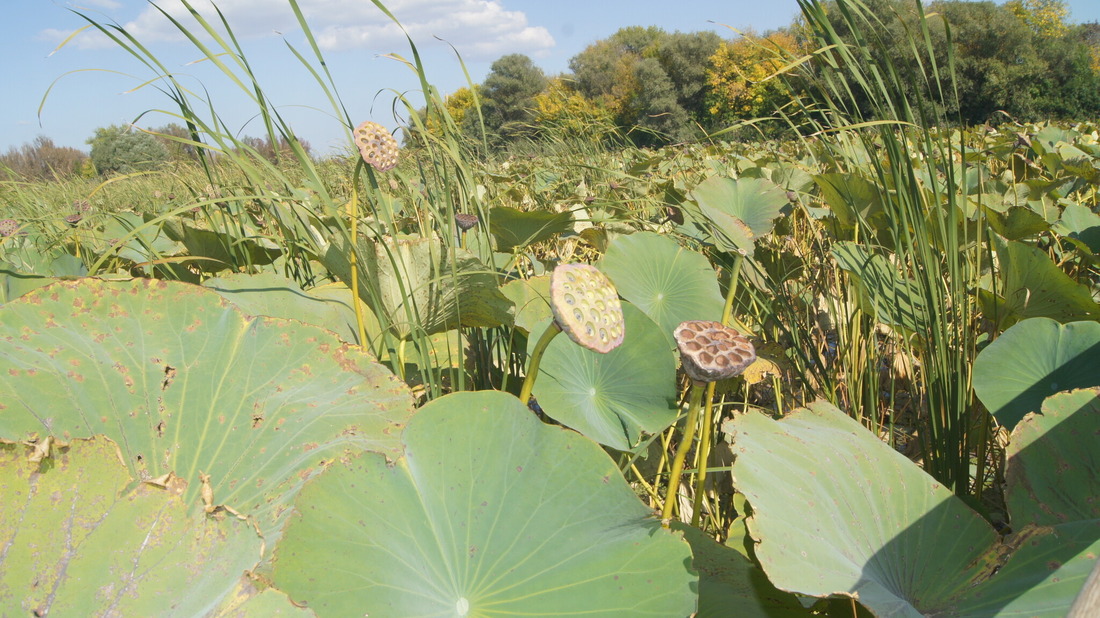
[
  {"xmin": 691, "ymin": 251, "xmax": 748, "ymax": 526},
  {"xmin": 518, "ymin": 321, "xmax": 561, "ymax": 407},
  {"xmin": 662, "ymin": 381, "xmax": 705, "ymax": 528},
  {"xmin": 348, "ymin": 159, "xmax": 369, "ymax": 349},
  {"xmin": 519, "ymin": 264, "xmax": 624, "ymax": 412},
  {"xmin": 690, "ymin": 389, "xmax": 717, "ymax": 527}
]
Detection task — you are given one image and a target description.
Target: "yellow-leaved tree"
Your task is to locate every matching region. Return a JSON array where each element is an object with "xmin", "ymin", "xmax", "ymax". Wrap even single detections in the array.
[
  {"xmin": 532, "ymin": 77, "xmax": 615, "ymax": 140},
  {"xmin": 1006, "ymin": 0, "xmax": 1070, "ymax": 38},
  {"xmin": 705, "ymin": 31, "xmax": 803, "ymax": 126}
]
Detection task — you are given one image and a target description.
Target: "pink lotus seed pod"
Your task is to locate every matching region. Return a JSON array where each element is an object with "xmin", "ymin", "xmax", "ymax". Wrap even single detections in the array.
[
  {"xmin": 674, "ymin": 320, "xmax": 756, "ymax": 383},
  {"xmin": 549, "ymin": 264, "xmax": 625, "ymax": 354},
  {"xmin": 353, "ymin": 121, "xmax": 399, "ymax": 172}
]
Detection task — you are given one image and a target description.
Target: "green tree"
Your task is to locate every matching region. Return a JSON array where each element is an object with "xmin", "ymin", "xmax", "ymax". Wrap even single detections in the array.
[
  {"xmin": 469, "ymin": 54, "xmax": 547, "ymax": 143},
  {"xmin": 629, "ymin": 57, "xmax": 695, "ymax": 144},
  {"xmin": 87, "ymin": 124, "xmax": 169, "ymax": 175},
  {"xmin": 814, "ymin": 0, "xmax": 1095, "ymax": 125},
  {"xmin": 654, "ymin": 31, "xmax": 723, "ymax": 126},
  {"xmin": 568, "ymin": 27, "xmax": 722, "ymax": 144},
  {"xmin": 150, "ymin": 123, "xmax": 200, "ymax": 162}
]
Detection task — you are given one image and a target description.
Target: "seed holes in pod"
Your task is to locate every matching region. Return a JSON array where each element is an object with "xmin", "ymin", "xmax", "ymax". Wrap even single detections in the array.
[
  {"xmin": 455, "ymin": 597, "xmax": 470, "ymax": 616},
  {"xmin": 599, "ymin": 328, "xmax": 608, "ymax": 342},
  {"xmin": 566, "ymin": 272, "xmax": 577, "ymax": 283},
  {"xmin": 573, "ymin": 308, "xmax": 584, "ymax": 322},
  {"xmin": 565, "ymin": 293, "xmax": 576, "ymax": 306},
  {"xmin": 586, "ymin": 323, "xmax": 596, "ymax": 337}
]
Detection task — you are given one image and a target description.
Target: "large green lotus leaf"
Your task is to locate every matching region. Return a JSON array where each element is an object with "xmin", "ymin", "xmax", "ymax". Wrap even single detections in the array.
[
  {"xmin": 949, "ymin": 388, "xmax": 1100, "ymax": 616},
  {"xmin": 96, "ymin": 212, "xmax": 185, "ymax": 265},
  {"xmin": 324, "ymin": 234, "xmax": 513, "ymax": 339},
  {"xmin": 831, "ymin": 241, "xmax": 928, "ymax": 332},
  {"xmin": 725, "ymin": 402, "xmax": 996, "ymax": 617},
  {"xmin": 978, "ymin": 236, "xmax": 1100, "ymax": 328},
  {"xmin": 155, "ymin": 213, "xmax": 281, "ymax": 273},
  {"xmin": 0, "ymin": 437, "xmax": 262, "ymax": 616},
  {"xmin": 499, "ymin": 274, "xmax": 552, "ymax": 334},
  {"xmin": 972, "ymin": 318, "xmax": 1100, "ymax": 430},
  {"xmin": 530, "ymin": 303, "xmax": 678, "ymax": 450},
  {"xmin": 271, "ymin": 390, "xmax": 697, "ymax": 617},
  {"xmin": 204, "ymin": 272, "xmax": 367, "ymax": 343},
  {"xmin": 220, "ymin": 588, "xmax": 319, "ymax": 617},
  {"xmin": 1005, "ymin": 387, "xmax": 1100, "ymax": 525},
  {"xmin": 950, "ymin": 520, "xmax": 1100, "ymax": 617},
  {"xmin": 689, "ymin": 176, "xmax": 787, "ymax": 256},
  {"xmin": 813, "ymin": 173, "xmax": 887, "ymax": 230},
  {"xmin": 1053, "ymin": 202, "xmax": 1100, "ymax": 254},
  {"xmin": 600, "ymin": 231, "xmax": 724, "ymax": 348},
  {"xmin": 488, "ymin": 205, "xmax": 574, "ymax": 253},
  {"xmin": 673, "ymin": 523, "xmax": 810, "ymax": 618},
  {"xmin": 984, "ymin": 205, "xmax": 1051, "ymax": 241},
  {"xmin": 0, "ymin": 268, "xmax": 51, "ymax": 304},
  {"xmin": 0, "ymin": 278, "xmax": 414, "ymax": 538}
]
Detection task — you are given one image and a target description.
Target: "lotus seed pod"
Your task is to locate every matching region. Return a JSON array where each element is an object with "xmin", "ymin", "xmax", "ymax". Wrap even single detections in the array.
[
  {"xmin": 549, "ymin": 263, "xmax": 625, "ymax": 354},
  {"xmin": 455, "ymin": 213, "xmax": 479, "ymax": 231},
  {"xmin": 353, "ymin": 121, "xmax": 399, "ymax": 172},
  {"xmin": 0, "ymin": 219, "xmax": 18, "ymax": 237},
  {"xmin": 674, "ymin": 320, "xmax": 756, "ymax": 383}
]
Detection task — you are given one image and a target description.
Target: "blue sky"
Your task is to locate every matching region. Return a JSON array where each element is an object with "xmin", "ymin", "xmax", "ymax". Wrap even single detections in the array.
[{"xmin": 2, "ymin": 0, "xmax": 1098, "ymax": 155}]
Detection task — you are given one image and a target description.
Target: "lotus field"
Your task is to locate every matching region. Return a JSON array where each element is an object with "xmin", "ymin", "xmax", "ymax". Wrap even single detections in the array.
[{"xmin": 1, "ymin": 0, "xmax": 1098, "ymax": 616}]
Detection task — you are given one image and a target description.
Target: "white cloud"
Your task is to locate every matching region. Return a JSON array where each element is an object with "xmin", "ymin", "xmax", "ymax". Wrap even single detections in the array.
[{"xmin": 52, "ymin": 0, "xmax": 554, "ymax": 59}]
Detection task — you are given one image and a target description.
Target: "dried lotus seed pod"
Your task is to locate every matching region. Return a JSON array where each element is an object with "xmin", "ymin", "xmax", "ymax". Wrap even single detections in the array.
[
  {"xmin": 549, "ymin": 264, "xmax": 625, "ymax": 354},
  {"xmin": 674, "ymin": 320, "xmax": 756, "ymax": 383},
  {"xmin": 0, "ymin": 219, "xmax": 18, "ymax": 237},
  {"xmin": 454, "ymin": 213, "xmax": 479, "ymax": 231},
  {"xmin": 353, "ymin": 121, "xmax": 399, "ymax": 172}
]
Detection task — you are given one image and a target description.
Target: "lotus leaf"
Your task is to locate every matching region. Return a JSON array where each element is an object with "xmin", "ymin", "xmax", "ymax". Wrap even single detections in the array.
[
  {"xmin": 951, "ymin": 388, "xmax": 1100, "ymax": 616},
  {"xmin": 499, "ymin": 274, "xmax": 552, "ymax": 334},
  {"xmin": 0, "ymin": 437, "xmax": 262, "ymax": 615},
  {"xmin": 271, "ymin": 390, "xmax": 697, "ymax": 617},
  {"xmin": 972, "ymin": 318, "xmax": 1100, "ymax": 430},
  {"xmin": 0, "ymin": 278, "xmax": 414, "ymax": 539},
  {"xmin": 324, "ymin": 234, "xmax": 514, "ymax": 338},
  {"xmin": 688, "ymin": 176, "xmax": 787, "ymax": 256},
  {"xmin": 600, "ymin": 231, "xmax": 724, "ymax": 348},
  {"xmin": 488, "ymin": 205, "xmax": 574, "ymax": 253},
  {"xmin": 529, "ymin": 303, "xmax": 678, "ymax": 450},
  {"xmin": 978, "ymin": 236, "xmax": 1100, "ymax": 328},
  {"xmin": 813, "ymin": 173, "xmax": 887, "ymax": 230},
  {"xmin": 673, "ymin": 523, "xmax": 810, "ymax": 618},
  {"xmin": 204, "ymin": 272, "xmax": 367, "ymax": 344},
  {"xmin": 726, "ymin": 397, "xmax": 1100, "ymax": 616}
]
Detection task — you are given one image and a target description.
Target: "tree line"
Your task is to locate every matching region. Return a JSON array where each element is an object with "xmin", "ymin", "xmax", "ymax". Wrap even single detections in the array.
[
  {"xmin": 423, "ymin": 0, "xmax": 1100, "ymax": 148},
  {"xmin": 3, "ymin": 0, "xmax": 1097, "ymax": 180},
  {"xmin": 0, "ymin": 123, "xmax": 312, "ymax": 182}
]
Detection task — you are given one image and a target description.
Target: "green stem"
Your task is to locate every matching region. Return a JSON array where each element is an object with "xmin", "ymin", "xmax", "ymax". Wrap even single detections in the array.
[
  {"xmin": 721, "ymin": 252, "xmax": 745, "ymax": 323},
  {"xmin": 690, "ymin": 383, "xmax": 718, "ymax": 527},
  {"xmin": 348, "ymin": 159, "xmax": 368, "ymax": 349},
  {"xmin": 686, "ymin": 250, "xmax": 747, "ymax": 527},
  {"xmin": 662, "ymin": 381, "xmax": 705, "ymax": 528},
  {"xmin": 518, "ymin": 321, "xmax": 561, "ymax": 406}
]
